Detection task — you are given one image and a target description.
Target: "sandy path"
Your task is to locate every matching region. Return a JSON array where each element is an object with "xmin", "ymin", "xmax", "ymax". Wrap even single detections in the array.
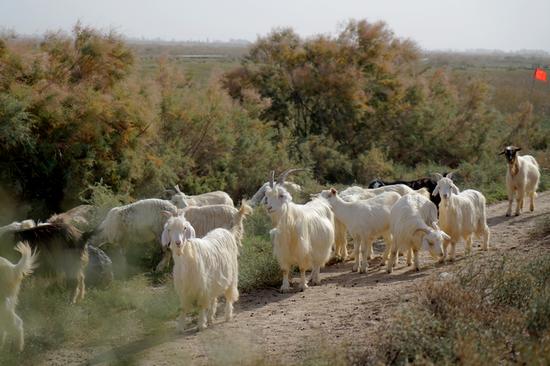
[{"xmin": 86, "ymin": 192, "xmax": 550, "ymax": 365}]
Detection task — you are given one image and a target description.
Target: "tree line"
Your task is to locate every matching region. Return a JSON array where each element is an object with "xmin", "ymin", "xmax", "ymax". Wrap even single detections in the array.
[{"xmin": 0, "ymin": 21, "xmax": 547, "ymax": 220}]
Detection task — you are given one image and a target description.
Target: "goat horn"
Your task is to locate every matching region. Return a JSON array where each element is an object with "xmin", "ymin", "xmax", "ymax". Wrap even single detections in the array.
[
  {"xmin": 269, "ymin": 171, "xmax": 275, "ymax": 188},
  {"xmin": 414, "ymin": 227, "xmax": 430, "ymax": 236},
  {"xmin": 277, "ymin": 168, "xmax": 306, "ymax": 185}
]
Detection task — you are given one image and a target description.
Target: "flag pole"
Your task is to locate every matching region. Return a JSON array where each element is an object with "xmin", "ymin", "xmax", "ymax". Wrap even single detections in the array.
[{"xmin": 529, "ymin": 67, "xmax": 537, "ymax": 102}]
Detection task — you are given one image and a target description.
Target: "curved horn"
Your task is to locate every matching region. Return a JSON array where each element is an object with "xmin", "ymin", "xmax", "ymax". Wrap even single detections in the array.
[
  {"xmin": 414, "ymin": 226, "xmax": 430, "ymax": 236},
  {"xmin": 277, "ymin": 168, "xmax": 306, "ymax": 185},
  {"xmin": 269, "ymin": 171, "xmax": 275, "ymax": 188}
]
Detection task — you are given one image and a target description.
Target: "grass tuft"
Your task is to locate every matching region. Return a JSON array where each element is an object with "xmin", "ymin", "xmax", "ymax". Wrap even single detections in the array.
[{"xmin": 371, "ymin": 251, "xmax": 550, "ymax": 365}]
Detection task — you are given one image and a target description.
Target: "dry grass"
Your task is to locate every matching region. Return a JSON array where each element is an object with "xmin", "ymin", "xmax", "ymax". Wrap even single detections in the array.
[{"xmin": 369, "ymin": 250, "xmax": 550, "ymax": 365}]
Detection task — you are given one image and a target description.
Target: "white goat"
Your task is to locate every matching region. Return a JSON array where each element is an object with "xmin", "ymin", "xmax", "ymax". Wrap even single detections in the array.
[
  {"xmin": 156, "ymin": 204, "xmax": 252, "ymax": 271},
  {"xmin": 171, "ymin": 185, "xmax": 234, "ymax": 208},
  {"xmin": 255, "ymin": 170, "xmax": 348, "ymax": 260},
  {"xmin": 265, "ymin": 185, "xmax": 335, "ymax": 292},
  {"xmin": 414, "ymin": 187, "xmax": 432, "ymax": 200},
  {"xmin": 340, "ymin": 184, "xmax": 414, "ymax": 202},
  {"xmin": 433, "ymin": 173, "xmax": 490, "ymax": 261},
  {"xmin": 248, "ymin": 169, "xmax": 305, "ymax": 207},
  {"xmin": 162, "ymin": 204, "xmax": 251, "ymax": 331},
  {"xmin": 387, "ymin": 194, "xmax": 450, "ymax": 273},
  {"xmin": 500, "ymin": 146, "xmax": 540, "ymax": 216},
  {"xmin": 320, "ymin": 189, "xmax": 400, "ymax": 273},
  {"xmin": 0, "ymin": 242, "xmax": 38, "ymax": 352},
  {"xmin": 98, "ymin": 199, "xmax": 178, "ymax": 249}
]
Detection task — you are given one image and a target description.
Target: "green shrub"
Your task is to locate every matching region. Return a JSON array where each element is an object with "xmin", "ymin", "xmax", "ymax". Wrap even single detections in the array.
[
  {"xmin": 371, "ymin": 252, "xmax": 550, "ymax": 365},
  {"xmin": 239, "ymin": 210, "xmax": 281, "ymax": 292}
]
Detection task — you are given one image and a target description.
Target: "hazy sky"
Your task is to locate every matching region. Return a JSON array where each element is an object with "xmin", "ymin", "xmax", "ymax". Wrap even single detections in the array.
[{"xmin": 1, "ymin": 0, "xmax": 549, "ymax": 51}]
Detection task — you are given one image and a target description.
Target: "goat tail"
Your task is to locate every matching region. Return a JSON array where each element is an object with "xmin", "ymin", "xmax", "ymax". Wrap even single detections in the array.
[
  {"xmin": 231, "ymin": 201, "xmax": 253, "ymax": 246},
  {"xmin": 14, "ymin": 241, "xmax": 39, "ymax": 278}
]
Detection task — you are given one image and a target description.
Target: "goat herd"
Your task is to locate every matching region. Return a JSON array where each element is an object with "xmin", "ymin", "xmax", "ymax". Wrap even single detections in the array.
[{"xmin": 0, "ymin": 145, "xmax": 541, "ymax": 352}]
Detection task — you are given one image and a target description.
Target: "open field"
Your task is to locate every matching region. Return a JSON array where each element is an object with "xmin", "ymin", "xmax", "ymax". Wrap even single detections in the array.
[{"xmin": 129, "ymin": 42, "xmax": 550, "ymax": 121}]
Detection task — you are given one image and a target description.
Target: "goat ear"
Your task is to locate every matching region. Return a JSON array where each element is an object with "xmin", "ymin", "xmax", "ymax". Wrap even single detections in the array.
[
  {"xmin": 161, "ymin": 229, "xmax": 170, "ymax": 247},
  {"xmin": 446, "ymin": 172, "xmax": 454, "ymax": 180},
  {"xmin": 330, "ymin": 187, "xmax": 337, "ymax": 195},
  {"xmin": 441, "ymin": 231, "xmax": 451, "ymax": 241},
  {"xmin": 432, "ymin": 184, "xmax": 440, "ymax": 197},
  {"xmin": 184, "ymin": 224, "xmax": 196, "ymax": 240},
  {"xmin": 451, "ymin": 184, "xmax": 459, "ymax": 194},
  {"xmin": 433, "ymin": 173, "xmax": 443, "ymax": 181},
  {"xmin": 515, "ymin": 147, "xmax": 522, "ymax": 152},
  {"xmin": 174, "ymin": 185, "xmax": 182, "ymax": 194},
  {"xmin": 421, "ymin": 237, "xmax": 430, "ymax": 251},
  {"xmin": 498, "ymin": 150, "xmax": 506, "ymax": 155},
  {"xmin": 161, "ymin": 210, "xmax": 174, "ymax": 218}
]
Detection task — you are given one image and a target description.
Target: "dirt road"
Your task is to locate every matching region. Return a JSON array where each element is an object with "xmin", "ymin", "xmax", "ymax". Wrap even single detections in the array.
[{"xmin": 88, "ymin": 192, "xmax": 550, "ymax": 365}]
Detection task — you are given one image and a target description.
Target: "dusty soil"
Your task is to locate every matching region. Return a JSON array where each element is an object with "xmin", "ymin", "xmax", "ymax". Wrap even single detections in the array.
[{"xmin": 69, "ymin": 193, "xmax": 550, "ymax": 365}]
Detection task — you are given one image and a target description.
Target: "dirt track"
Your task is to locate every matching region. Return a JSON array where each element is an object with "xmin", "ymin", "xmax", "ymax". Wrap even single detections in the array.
[{"xmin": 82, "ymin": 192, "xmax": 550, "ymax": 365}]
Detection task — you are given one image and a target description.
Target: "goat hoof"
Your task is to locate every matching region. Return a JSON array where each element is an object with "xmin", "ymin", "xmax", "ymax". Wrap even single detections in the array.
[{"xmin": 279, "ymin": 286, "xmax": 291, "ymax": 293}]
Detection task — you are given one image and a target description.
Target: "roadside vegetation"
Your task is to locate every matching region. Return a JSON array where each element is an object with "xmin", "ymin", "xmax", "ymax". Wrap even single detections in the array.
[
  {"xmin": 369, "ymin": 244, "xmax": 550, "ymax": 364},
  {"xmin": 0, "ymin": 20, "xmax": 549, "ymax": 365}
]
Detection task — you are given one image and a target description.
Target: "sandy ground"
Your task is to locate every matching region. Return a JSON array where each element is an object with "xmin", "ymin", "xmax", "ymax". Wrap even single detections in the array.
[{"xmin": 44, "ymin": 192, "xmax": 550, "ymax": 365}]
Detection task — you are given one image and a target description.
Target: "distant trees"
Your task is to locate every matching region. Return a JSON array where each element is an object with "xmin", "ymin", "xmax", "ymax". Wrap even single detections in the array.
[
  {"xmin": 0, "ymin": 25, "xmax": 151, "ymax": 216},
  {"xmin": 0, "ymin": 25, "xmax": 290, "ymax": 218},
  {"xmin": 0, "ymin": 21, "xmax": 547, "ymax": 220},
  {"xmin": 223, "ymin": 20, "xmax": 504, "ymax": 181}
]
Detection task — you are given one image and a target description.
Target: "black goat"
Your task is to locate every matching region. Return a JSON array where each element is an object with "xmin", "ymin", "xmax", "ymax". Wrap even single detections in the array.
[{"xmin": 13, "ymin": 215, "xmax": 89, "ymax": 303}]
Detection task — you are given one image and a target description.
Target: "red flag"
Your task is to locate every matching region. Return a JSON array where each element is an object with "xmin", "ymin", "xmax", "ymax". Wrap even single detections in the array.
[{"xmin": 534, "ymin": 67, "xmax": 547, "ymax": 82}]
